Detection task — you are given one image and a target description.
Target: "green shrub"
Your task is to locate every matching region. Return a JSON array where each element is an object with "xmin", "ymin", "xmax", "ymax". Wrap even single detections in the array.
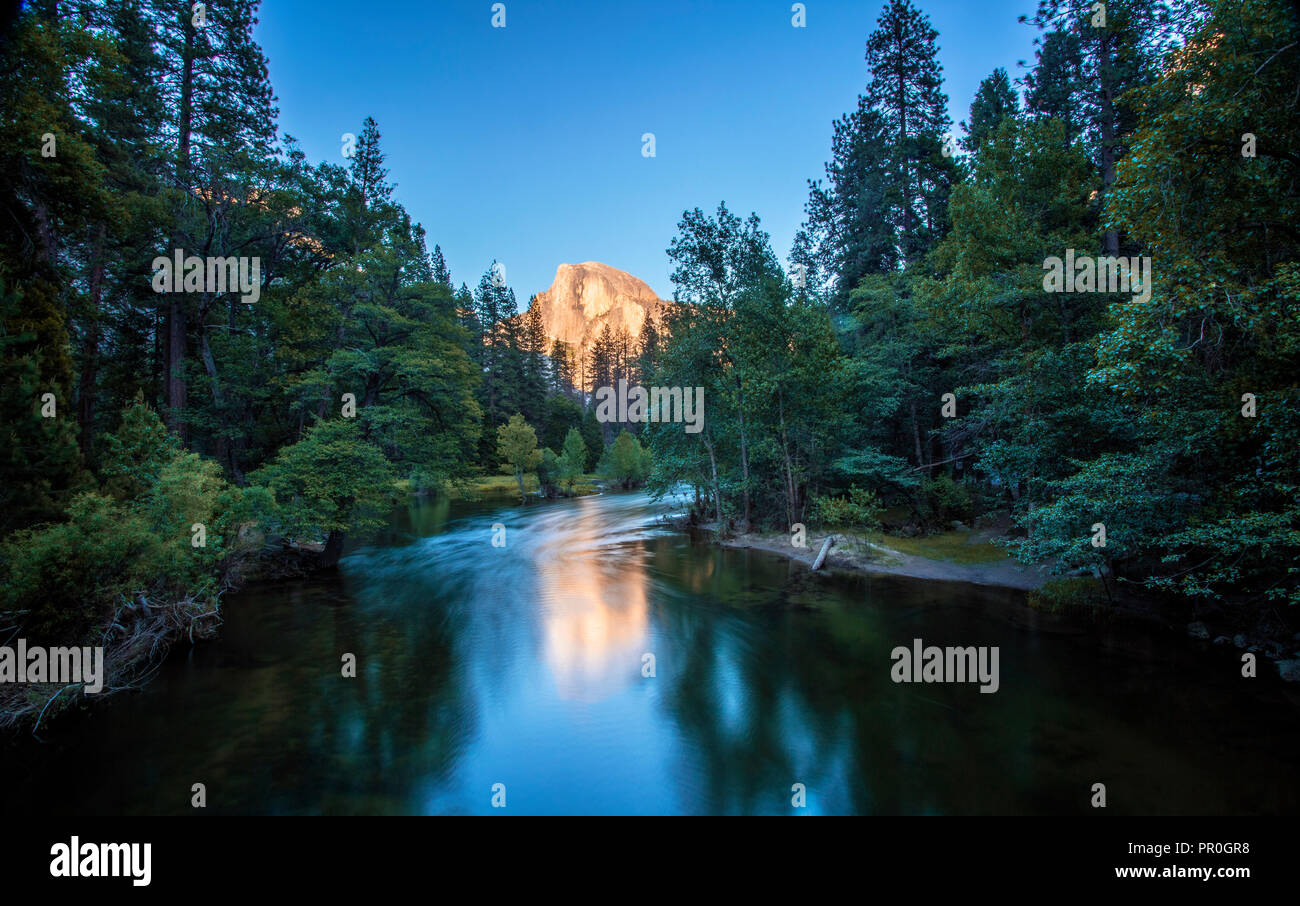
[
  {"xmin": 0, "ymin": 402, "xmax": 268, "ymax": 646},
  {"xmin": 811, "ymin": 486, "xmax": 883, "ymax": 530},
  {"xmin": 598, "ymin": 430, "xmax": 648, "ymax": 489},
  {"xmin": 915, "ymin": 474, "xmax": 973, "ymax": 527},
  {"xmin": 536, "ymin": 448, "xmax": 562, "ymax": 497},
  {"xmin": 0, "ymin": 493, "xmax": 153, "ymax": 645}
]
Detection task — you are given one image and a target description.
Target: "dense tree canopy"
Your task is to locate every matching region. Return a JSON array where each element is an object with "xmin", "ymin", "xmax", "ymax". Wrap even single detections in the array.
[{"xmin": 646, "ymin": 0, "xmax": 1300, "ymax": 613}]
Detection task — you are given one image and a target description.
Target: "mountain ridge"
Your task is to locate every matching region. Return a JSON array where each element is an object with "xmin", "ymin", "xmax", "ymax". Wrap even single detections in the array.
[{"xmin": 531, "ymin": 261, "xmax": 665, "ymax": 361}]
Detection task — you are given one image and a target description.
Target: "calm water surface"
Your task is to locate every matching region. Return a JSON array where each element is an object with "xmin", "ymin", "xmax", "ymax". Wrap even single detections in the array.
[{"xmin": 9, "ymin": 490, "xmax": 1300, "ymax": 815}]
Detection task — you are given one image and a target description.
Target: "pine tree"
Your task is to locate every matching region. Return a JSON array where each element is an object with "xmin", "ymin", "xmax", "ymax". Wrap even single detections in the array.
[
  {"xmin": 550, "ymin": 339, "xmax": 576, "ymax": 394},
  {"xmin": 1023, "ymin": 28, "xmax": 1086, "ymax": 140},
  {"xmin": 586, "ymin": 326, "xmax": 613, "ymax": 402},
  {"xmin": 862, "ymin": 0, "xmax": 959, "ymax": 265},
  {"xmin": 637, "ymin": 313, "xmax": 660, "ymax": 378},
  {"xmin": 520, "ymin": 298, "xmax": 549, "ymax": 420},
  {"xmin": 455, "ymin": 281, "xmax": 481, "ymax": 364},
  {"xmin": 150, "ymin": 0, "xmax": 280, "ymax": 436},
  {"xmin": 348, "ymin": 116, "xmax": 393, "ymax": 209},
  {"xmin": 0, "ymin": 3, "xmax": 105, "ymax": 528},
  {"xmin": 1026, "ymin": 0, "xmax": 1172, "ymax": 254},
  {"xmin": 475, "ymin": 266, "xmax": 504, "ymax": 427},
  {"xmin": 961, "ymin": 68, "xmax": 1020, "ymax": 152},
  {"xmin": 431, "ymin": 243, "xmax": 452, "ymax": 288}
]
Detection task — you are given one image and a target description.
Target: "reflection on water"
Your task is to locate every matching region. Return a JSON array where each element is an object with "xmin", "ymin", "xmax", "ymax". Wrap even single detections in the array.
[
  {"xmin": 535, "ymin": 496, "xmax": 650, "ymax": 702},
  {"xmin": 6, "ymin": 490, "xmax": 1300, "ymax": 815}
]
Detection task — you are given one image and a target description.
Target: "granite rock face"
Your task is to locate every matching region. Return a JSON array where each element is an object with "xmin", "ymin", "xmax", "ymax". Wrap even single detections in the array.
[{"xmin": 532, "ymin": 262, "xmax": 664, "ymax": 359}]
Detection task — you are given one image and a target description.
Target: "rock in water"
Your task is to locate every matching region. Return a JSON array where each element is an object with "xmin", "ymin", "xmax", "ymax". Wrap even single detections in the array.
[{"xmin": 532, "ymin": 262, "xmax": 665, "ymax": 363}]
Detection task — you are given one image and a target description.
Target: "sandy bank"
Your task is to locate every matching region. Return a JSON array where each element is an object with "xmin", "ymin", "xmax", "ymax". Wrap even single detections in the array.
[{"xmin": 719, "ymin": 529, "xmax": 1051, "ymax": 591}]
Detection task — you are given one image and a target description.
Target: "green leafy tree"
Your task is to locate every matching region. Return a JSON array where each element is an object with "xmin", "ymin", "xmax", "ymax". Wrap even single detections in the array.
[
  {"xmin": 600, "ymin": 430, "xmax": 649, "ymax": 490},
  {"xmin": 559, "ymin": 427, "xmax": 589, "ymax": 491},
  {"xmin": 496, "ymin": 413, "xmax": 539, "ymax": 504},
  {"xmin": 252, "ymin": 419, "xmax": 396, "ymax": 567}
]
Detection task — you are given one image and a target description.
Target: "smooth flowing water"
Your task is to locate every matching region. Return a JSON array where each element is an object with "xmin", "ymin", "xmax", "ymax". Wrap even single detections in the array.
[{"xmin": 9, "ymin": 490, "xmax": 1300, "ymax": 815}]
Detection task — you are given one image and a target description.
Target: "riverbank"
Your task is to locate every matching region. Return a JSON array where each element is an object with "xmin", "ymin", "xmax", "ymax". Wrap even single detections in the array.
[
  {"xmin": 11, "ymin": 487, "xmax": 1300, "ymax": 816},
  {"xmin": 438, "ymin": 473, "xmax": 602, "ymax": 500},
  {"xmin": 712, "ymin": 525, "xmax": 1300, "ymax": 682},
  {"xmin": 719, "ymin": 526, "xmax": 1051, "ymax": 590}
]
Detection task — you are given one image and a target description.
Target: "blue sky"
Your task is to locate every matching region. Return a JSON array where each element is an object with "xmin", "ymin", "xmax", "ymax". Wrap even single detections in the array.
[{"xmin": 256, "ymin": 0, "xmax": 1040, "ymax": 300}]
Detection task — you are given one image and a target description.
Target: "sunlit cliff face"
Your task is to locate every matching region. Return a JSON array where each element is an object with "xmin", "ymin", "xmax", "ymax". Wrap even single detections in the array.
[
  {"xmin": 532, "ymin": 504, "xmax": 651, "ymax": 703},
  {"xmin": 532, "ymin": 261, "xmax": 664, "ymax": 361}
]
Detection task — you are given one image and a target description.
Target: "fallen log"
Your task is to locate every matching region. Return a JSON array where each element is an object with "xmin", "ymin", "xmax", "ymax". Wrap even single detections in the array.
[{"xmin": 811, "ymin": 535, "xmax": 837, "ymax": 571}]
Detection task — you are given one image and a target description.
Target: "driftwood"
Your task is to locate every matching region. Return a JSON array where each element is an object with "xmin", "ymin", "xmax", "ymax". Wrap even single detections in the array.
[
  {"xmin": 0, "ymin": 591, "xmax": 223, "ymax": 733},
  {"xmin": 811, "ymin": 535, "xmax": 837, "ymax": 571}
]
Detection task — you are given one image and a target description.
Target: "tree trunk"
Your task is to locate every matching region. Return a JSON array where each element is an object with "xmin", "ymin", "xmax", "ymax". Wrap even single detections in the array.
[
  {"xmin": 778, "ymin": 390, "xmax": 796, "ymax": 530},
  {"xmin": 735, "ymin": 373, "xmax": 750, "ymax": 532},
  {"xmin": 165, "ymin": 10, "xmax": 196, "ymax": 438},
  {"xmin": 702, "ymin": 431, "xmax": 723, "ymax": 529},
  {"xmin": 1098, "ymin": 29, "xmax": 1120, "ymax": 257},
  {"xmin": 77, "ymin": 223, "xmax": 107, "ymax": 451},
  {"xmin": 910, "ymin": 399, "xmax": 927, "ymax": 474},
  {"xmin": 199, "ymin": 321, "xmax": 227, "ymax": 465},
  {"xmin": 812, "ymin": 534, "xmax": 836, "ymax": 571},
  {"xmin": 166, "ymin": 296, "xmax": 187, "ymax": 436},
  {"xmin": 322, "ymin": 530, "xmax": 345, "ymax": 569}
]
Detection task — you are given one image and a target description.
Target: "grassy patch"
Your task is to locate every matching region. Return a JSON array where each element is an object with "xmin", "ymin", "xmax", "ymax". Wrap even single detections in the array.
[
  {"xmin": 1027, "ymin": 577, "xmax": 1110, "ymax": 616},
  {"xmin": 441, "ymin": 473, "xmax": 601, "ymax": 500},
  {"xmin": 878, "ymin": 530, "xmax": 1009, "ymax": 565},
  {"xmin": 569, "ymin": 477, "xmax": 601, "ymax": 496},
  {"xmin": 442, "ymin": 474, "xmax": 537, "ymax": 499}
]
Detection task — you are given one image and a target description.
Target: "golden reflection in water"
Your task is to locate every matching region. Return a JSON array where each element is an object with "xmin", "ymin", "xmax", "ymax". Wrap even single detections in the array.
[{"xmin": 536, "ymin": 512, "xmax": 650, "ymax": 703}]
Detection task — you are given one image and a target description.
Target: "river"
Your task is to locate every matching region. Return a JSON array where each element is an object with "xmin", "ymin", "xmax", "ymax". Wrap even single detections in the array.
[{"xmin": 8, "ymin": 489, "xmax": 1299, "ymax": 815}]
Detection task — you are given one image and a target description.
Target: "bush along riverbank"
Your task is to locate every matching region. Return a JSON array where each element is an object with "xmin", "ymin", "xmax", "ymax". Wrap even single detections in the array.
[
  {"xmin": 0, "ymin": 402, "xmax": 404, "ymax": 734},
  {"xmin": 696, "ymin": 514, "xmax": 1300, "ymax": 684},
  {"xmin": 0, "ymin": 527, "xmax": 356, "ymax": 736}
]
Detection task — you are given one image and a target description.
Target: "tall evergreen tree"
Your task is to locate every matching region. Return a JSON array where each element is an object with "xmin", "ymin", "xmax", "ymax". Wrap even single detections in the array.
[
  {"xmin": 549, "ymin": 338, "xmax": 576, "ymax": 394},
  {"xmin": 961, "ymin": 67, "xmax": 1020, "ymax": 152},
  {"xmin": 519, "ymin": 298, "xmax": 549, "ymax": 425},
  {"xmin": 862, "ymin": 0, "xmax": 959, "ymax": 265},
  {"xmin": 150, "ymin": 0, "xmax": 279, "ymax": 436},
  {"xmin": 430, "ymin": 243, "xmax": 452, "ymax": 288},
  {"xmin": 1025, "ymin": 0, "xmax": 1172, "ymax": 254},
  {"xmin": 1022, "ymin": 27, "xmax": 1086, "ymax": 140}
]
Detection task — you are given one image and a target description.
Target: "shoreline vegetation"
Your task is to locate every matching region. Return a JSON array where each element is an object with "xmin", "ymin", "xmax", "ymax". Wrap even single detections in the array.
[
  {"xmin": 692, "ymin": 518, "xmax": 1300, "ymax": 683},
  {"xmin": 718, "ymin": 524, "xmax": 1051, "ymax": 591},
  {"xmin": 5, "ymin": 478, "xmax": 1296, "ymax": 738},
  {"xmin": 0, "ymin": 468, "xmax": 607, "ymax": 735},
  {"xmin": 0, "ymin": 468, "xmax": 604, "ymax": 735},
  {"xmin": 437, "ymin": 473, "xmax": 601, "ymax": 501}
]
